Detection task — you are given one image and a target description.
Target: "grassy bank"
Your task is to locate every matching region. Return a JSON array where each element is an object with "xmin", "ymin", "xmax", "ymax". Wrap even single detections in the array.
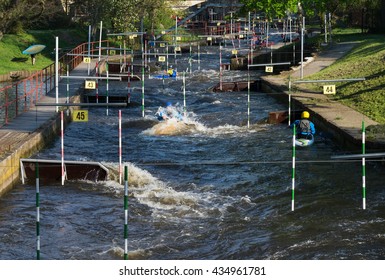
[
  {"xmin": 303, "ymin": 29, "xmax": 385, "ymax": 124},
  {"xmin": 0, "ymin": 29, "xmax": 87, "ymax": 75}
]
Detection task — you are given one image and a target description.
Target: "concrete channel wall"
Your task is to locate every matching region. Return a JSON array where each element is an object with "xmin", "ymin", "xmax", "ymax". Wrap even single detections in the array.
[{"xmin": 0, "ymin": 95, "xmax": 81, "ymax": 196}]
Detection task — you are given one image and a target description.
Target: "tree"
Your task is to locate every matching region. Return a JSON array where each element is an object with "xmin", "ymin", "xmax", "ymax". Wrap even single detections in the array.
[{"xmin": 0, "ymin": 0, "xmax": 63, "ymax": 33}]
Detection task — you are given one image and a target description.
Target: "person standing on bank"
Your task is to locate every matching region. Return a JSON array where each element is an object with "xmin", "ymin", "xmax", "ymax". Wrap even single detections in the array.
[{"xmin": 290, "ymin": 111, "xmax": 315, "ymax": 139}]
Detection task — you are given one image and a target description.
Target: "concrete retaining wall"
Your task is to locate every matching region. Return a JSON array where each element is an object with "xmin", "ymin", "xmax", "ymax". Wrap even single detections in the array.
[{"xmin": 0, "ymin": 95, "xmax": 81, "ymax": 197}]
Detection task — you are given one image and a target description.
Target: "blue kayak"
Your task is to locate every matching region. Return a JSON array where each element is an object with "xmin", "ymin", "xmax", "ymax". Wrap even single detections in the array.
[{"xmin": 22, "ymin": 44, "xmax": 46, "ymax": 55}]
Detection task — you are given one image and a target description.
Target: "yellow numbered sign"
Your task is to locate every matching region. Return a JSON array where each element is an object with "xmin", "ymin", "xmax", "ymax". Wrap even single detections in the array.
[
  {"xmin": 109, "ymin": 50, "xmax": 116, "ymax": 55},
  {"xmin": 160, "ymin": 43, "xmax": 166, "ymax": 48},
  {"xmin": 175, "ymin": 46, "xmax": 181, "ymax": 52},
  {"xmin": 207, "ymin": 37, "xmax": 212, "ymax": 41},
  {"xmin": 72, "ymin": 110, "xmax": 88, "ymax": 122},
  {"xmin": 83, "ymin": 57, "xmax": 91, "ymax": 63},
  {"xmin": 161, "ymin": 31, "xmax": 166, "ymax": 35},
  {"xmin": 158, "ymin": 56, "xmax": 166, "ymax": 62},
  {"xmin": 176, "ymin": 36, "xmax": 181, "ymax": 41},
  {"xmin": 117, "ymin": 36, "xmax": 122, "ymax": 40},
  {"xmin": 323, "ymin": 85, "xmax": 336, "ymax": 94},
  {"xmin": 85, "ymin": 80, "xmax": 96, "ymax": 89},
  {"xmin": 265, "ymin": 66, "xmax": 274, "ymax": 73},
  {"xmin": 239, "ymin": 34, "xmax": 244, "ymax": 39},
  {"xmin": 232, "ymin": 49, "xmax": 238, "ymax": 55},
  {"xmin": 129, "ymin": 35, "xmax": 134, "ymax": 40}
]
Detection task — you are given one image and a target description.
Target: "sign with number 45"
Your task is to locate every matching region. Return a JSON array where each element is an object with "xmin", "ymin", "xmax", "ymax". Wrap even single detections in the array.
[{"xmin": 72, "ymin": 110, "xmax": 88, "ymax": 122}]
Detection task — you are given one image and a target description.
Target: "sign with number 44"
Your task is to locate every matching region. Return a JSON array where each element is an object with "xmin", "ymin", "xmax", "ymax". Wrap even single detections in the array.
[{"xmin": 323, "ymin": 85, "xmax": 336, "ymax": 94}]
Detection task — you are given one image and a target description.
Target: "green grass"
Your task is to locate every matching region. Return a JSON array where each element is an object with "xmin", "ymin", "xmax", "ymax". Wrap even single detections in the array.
[
  {"xmin": 0, "ymin": 29, "xmax": 87, "ymax": 75},
  {"xmin": 302, "ymin": 29, "xmax": 385, "ymax": 124}
]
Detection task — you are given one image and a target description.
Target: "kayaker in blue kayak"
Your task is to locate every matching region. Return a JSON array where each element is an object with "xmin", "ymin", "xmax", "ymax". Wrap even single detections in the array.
[
  {"xmin": 167, "ymin": 65, "xmax": 177, "ymax": 77},
  {"xmin": 156, "ymin": 102, "xmax": 183, "ymax": 121},
  {"xmin": 290, "ymin": 111, "xmax": 315, "ymax": 139}
]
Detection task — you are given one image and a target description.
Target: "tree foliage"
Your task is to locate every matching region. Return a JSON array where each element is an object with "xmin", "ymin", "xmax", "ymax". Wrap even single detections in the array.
[{"xmin": 0, "ymin": 0, "xmax": 62, "ymax": 33}]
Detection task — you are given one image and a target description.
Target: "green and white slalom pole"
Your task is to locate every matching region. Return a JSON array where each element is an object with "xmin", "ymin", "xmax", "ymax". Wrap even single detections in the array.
[
  {"xmin": 124, "ymin": 166, "xmax": 128, "ymax": 260},
  {"xmin": 362, "ymin": 120, "xmax": 366, "ymax": 209},
  {"xmin": 141, "ymin": 67, "xmax": 145, "ymax": 117},
  {"xmin": 291, "ymin": 125, "xmax": 296, "ymax": 211},
  {"xmin": 35, "ymin": 161, "xmax": 40, "ymax": 260}
]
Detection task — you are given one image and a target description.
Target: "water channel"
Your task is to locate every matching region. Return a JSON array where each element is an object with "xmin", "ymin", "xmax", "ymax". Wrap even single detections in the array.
[{"xmin": 1, "ymin": 45, "xmax": 385, "ymax": 260}]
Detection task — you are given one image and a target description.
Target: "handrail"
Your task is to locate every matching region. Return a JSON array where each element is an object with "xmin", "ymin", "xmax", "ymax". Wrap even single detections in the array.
[{"xmin": 0, "ymin": 40, "xmax": 109, "ymax": 128}]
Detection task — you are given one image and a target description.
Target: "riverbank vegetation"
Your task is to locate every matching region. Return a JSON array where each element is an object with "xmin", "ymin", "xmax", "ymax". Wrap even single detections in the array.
[{"xmin": 303, "ymin": 29, "xmax": 385, "ymax": 124}]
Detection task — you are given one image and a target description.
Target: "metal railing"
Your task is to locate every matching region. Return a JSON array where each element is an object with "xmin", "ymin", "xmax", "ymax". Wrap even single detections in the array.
[{"xmin": 0, "ymin": 40, "xmax": 109, "ymax": 128}]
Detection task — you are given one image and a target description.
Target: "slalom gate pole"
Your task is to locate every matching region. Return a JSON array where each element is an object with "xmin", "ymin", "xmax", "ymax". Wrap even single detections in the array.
[
  {"xmin": 291, "ymin": 125, "xmax": 296, "ymax": 211},
  {"xmin": 119, "ymin": 110, "xmax": 122, "ymax": 185},
  {"xmin": 141, "ymin": 67, "xmax": 145, "ymax": 117},
  {"xmin": 362, "ymin": 120, "xmax": 366, "ymax": 209},
  {"xmin": 61, "ymin": 111, "xmax": 65, "ymax": 185},
  {"xmin": 219, "ymin": 45, "xmax": 222, "ymax": 91},
  {"xmin": 96, "ymin": 61, "xmax": 99, "ymax": 103},
  {"xmin": 131, "ymin": 50, "xmax": 134, "ymax": 79},
  {"xmin": 247, "ymin": 71, "xmax": 250, "ymax": 128},
  {"xmin": 106, "ymin": 62, "xmax": 109, "ymax": 116},
  {"xmin": 36, "ymin": 161, "xmax": 40, "ymax": 260},
  {"xmin": 124, "ymin": 165, "xmax": 129, "ymax": 260},
  {"xmin": 183, "ymin": 72, "xmax": 186, "ymax": 118},
  {"xmin": 189, "ymin": 43, "xmax": 192, "ymax": 74},
  {"xmin": 198, "ymin": 44, "xmax": 201, "ymax": 71},
  {"xmin": 288, "ymin": 76, "xmax": 292, "ymax": 126},
  {"xmin": 66, "ymin": 65, "xmax": 69, "ymax": 116}
]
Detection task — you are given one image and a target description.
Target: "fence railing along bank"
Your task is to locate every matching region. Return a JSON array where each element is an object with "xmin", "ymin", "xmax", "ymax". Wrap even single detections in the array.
[{"xmin": 0, "ymin": 40, "xmax": 109, "ymax": 128}]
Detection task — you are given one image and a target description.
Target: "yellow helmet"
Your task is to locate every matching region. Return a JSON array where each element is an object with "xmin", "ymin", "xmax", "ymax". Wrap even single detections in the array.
[{"xmin": 301, "ymin": 111, "xmax": 310, "ymax": 119}]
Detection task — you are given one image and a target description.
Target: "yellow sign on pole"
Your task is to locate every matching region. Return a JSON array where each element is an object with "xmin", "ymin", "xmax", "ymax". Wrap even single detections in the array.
[
  {"xmin": 72, "ymin": 110, "xmax": 89, "ymax": 122},
  {"xmin": 83, "ymin": 57, "xmax": 91, "ymax": 63},
  {"xmin": 207, "ymin": 37, "xmax": 212, "ymax": 41},
  {"xmin": 323, "ymin": 85, "xmax": 336, "ymax": 94},
  {"xmin": 117, "ymin": 36, "xmax": 122, "ymax": 40},
  {"xmin": 175, "ymin": 46, "xmax": 181, "ymax": 52},
  {"xmin": 160, "ymin": 43, "xmax": 166, "ymax": 48},
  {"xmin": 176, "ymin": 36, "xmax": 181, "ymax": 41},
  {"xmin": 85, "ymin": 80, "xmax": 96, "ymax": 89},
  {"xmin": 158, "ymin": 56, "xmax": 166, "ymax": 62},
  {"xmin": 265, "ymin": 66, "xmax": 274, "ymax": 73},
  {"xmin": 232, "ymin": 49, "xmax": 238, "ymax": 55}
]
